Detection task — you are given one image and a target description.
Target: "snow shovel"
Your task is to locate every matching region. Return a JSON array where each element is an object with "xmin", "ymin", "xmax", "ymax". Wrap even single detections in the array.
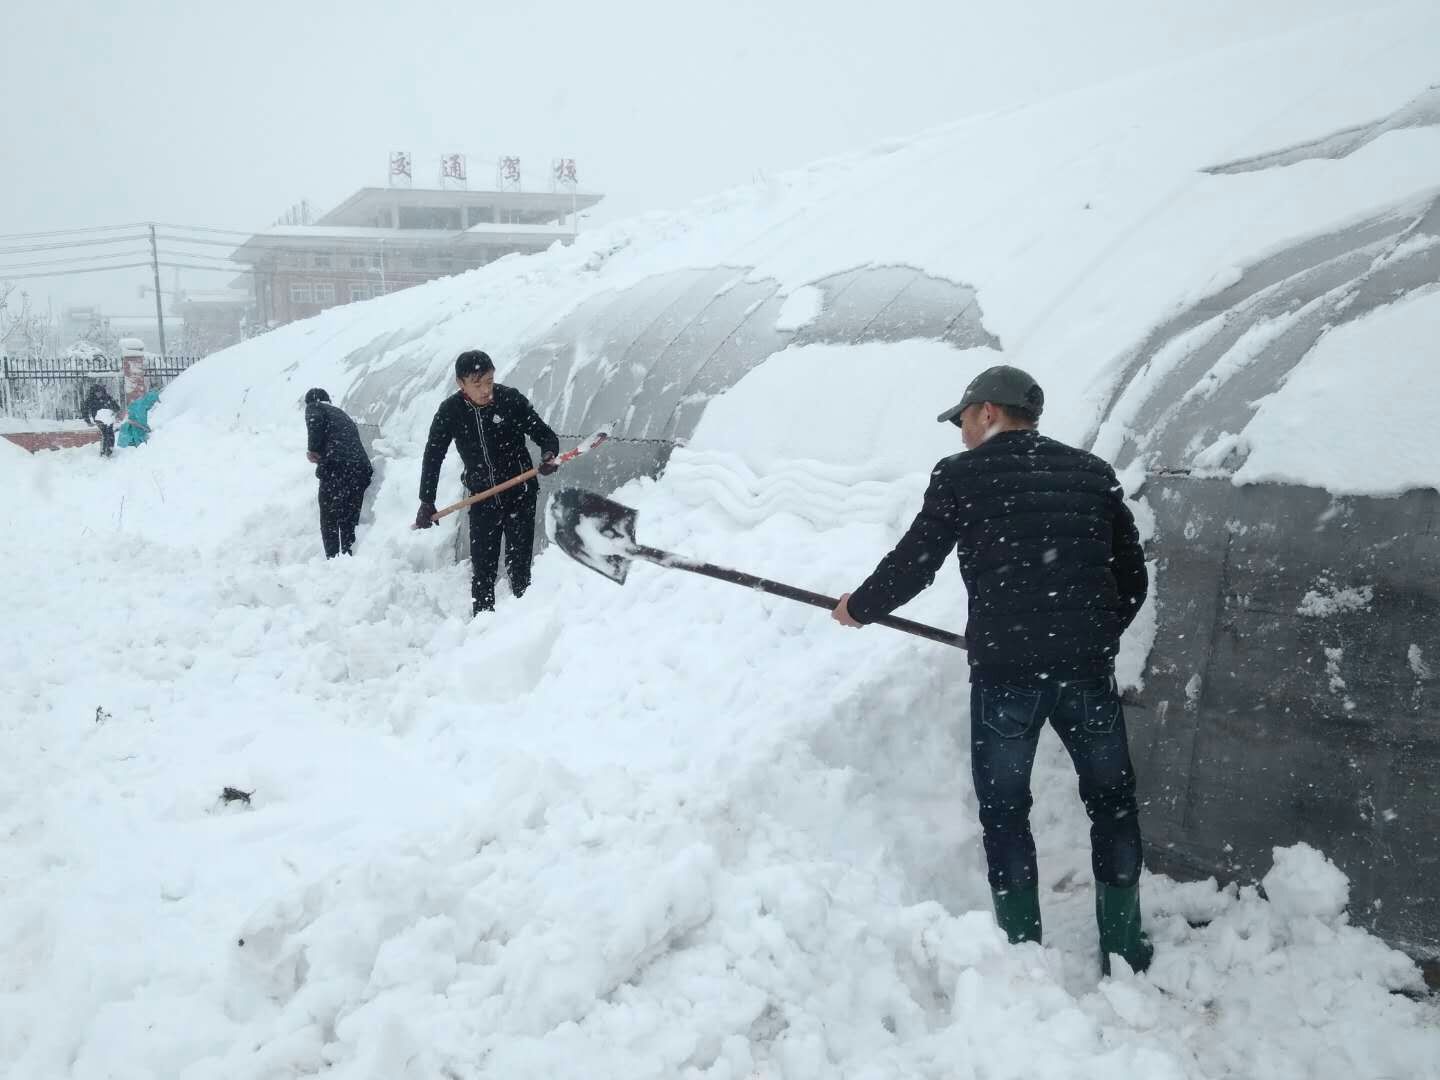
[
  {"xmin": 419, "ymin": 425, "xmax": 613, "ymax": 527},
  {"xmin": 548, "ymin": 487, "xmax": 968, "ymax": 650}
]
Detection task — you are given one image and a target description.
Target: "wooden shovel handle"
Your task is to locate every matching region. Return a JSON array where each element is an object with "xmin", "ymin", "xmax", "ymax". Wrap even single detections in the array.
[
  {"xmin": 430, "ymin": 467, "xmax": 538, "ymax": 522},
  {"xmin": 417, "ymin": 434, "xmax": 606, "ymax": 528}
]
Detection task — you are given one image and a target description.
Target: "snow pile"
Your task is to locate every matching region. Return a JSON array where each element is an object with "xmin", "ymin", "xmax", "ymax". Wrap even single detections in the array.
[
  {"xmin": 0, "ymin": 433, "xmax": 34, "ymax": 463},
  {"xmin": 1297, "ymin": 581, "xmax": 1375, "ymax": 618},
  {"xmin": 4, "ymin": 374, "xmax": 1436, "ymax": 1080},
  {"xmin": 773, "ymin": 286, "xmax": 824, "ymax": 332},
  {"xmin": 1261, "ymin": 843, "xmax": 1351, "ymax": 924},
  {"xmin": 142, "ymin": 4, "xmax": 1440, "ymax": 492},
  {"xmin": 1234, "ymin": 287, "xmax": 1440, "ymax": 494},
  {"xmin": 686, "ymin": 341, "xmax": 965, "ymax": 479}
]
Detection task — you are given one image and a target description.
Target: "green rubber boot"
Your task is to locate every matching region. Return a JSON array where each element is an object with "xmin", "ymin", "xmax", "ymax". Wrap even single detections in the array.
[
  {"xmin": 1096, "ymin": 882, "xmax": 1154, "ymax": 975},
  {"xmin": 991, "ymin": 886, "xmax": 1042, "ymax": 945}
]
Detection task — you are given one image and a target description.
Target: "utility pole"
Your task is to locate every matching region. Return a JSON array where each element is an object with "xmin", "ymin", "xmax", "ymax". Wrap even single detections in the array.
[{"xmin": 148, "ymin": 223, "xmax": 168, "ymax": 357}]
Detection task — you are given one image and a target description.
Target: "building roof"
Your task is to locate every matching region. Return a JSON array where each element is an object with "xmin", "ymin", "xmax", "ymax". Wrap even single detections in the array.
[
  {"xmin": 227, "ymin": 223, "xmax": 577, "ymax": 264},
  {"xmin": 317, "ymin": 185, "xmax": 602, "ymax": 226},
  {"xmin": 462, "ymin": 222, "xmax": 577, "ymax": 238}
]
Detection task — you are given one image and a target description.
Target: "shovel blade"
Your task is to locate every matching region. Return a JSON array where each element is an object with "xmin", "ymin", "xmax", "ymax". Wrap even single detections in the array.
[{"xmin": 548, "ymin": 487, "xmax": 639, "ymax": 585}]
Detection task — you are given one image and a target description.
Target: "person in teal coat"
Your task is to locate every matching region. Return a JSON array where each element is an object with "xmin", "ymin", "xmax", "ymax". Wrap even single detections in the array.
[{"xmin": 117, "ymin": 389, "xmax": 161, "ymax": 448}]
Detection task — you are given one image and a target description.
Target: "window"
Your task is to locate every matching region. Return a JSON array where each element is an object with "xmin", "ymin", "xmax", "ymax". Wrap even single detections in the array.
[
  {"xmin": 289, "ymin": 282, "xmax": 312, "ymax": 304},
  {"xmin": 371, "ymin": 284, "xmax": 386, "ymax": 299},
  {"xmin": 313, "ymin": 282, "xmax": 336, "ymax": 305},
  {"xmin": 370, "ymin": 253, "xmax": 383, "ymax": 269},
  {"xmin": 312, "ymin": 253, "xmax": 332, "ymax": 269},
  {"xmin": 350, "ymin": 285, "xmax": 368, "ymax": 302},
  {"xmin": 350, "ymin": 255, "xmax": 367, "ymax": 269}
]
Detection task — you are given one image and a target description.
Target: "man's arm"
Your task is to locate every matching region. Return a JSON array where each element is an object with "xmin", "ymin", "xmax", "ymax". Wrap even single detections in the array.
[
  {"xmin": 843, "ymin": 466, "xmax": 962, "ymax": 625},
  {"xmin": 519, "ymin": 395, "xmax": 560, "ymax": 460},
  {"xmin": 418, "ymin": 404, "xmax": 455, "ymax": 504},
  {"xmin": 1109, "ymin": 476, "xmax": 1148, "ymax": 628},
  {"xmin": 305, "ymin": 402, "xmax": 328, "ymax": 459}
]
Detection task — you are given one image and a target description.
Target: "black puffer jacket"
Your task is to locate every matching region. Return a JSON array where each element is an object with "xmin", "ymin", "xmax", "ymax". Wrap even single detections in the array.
[
  {"xmin": 847, "ymin": 429, "xmax": 1147, "ymax": 683},
  {"xmin": 305, "ymin": 400, "xmax": 373, "ymax": 481},
  {"xmin": 419, "ymin": 385, "xmax": 560, "ymax": 504}
]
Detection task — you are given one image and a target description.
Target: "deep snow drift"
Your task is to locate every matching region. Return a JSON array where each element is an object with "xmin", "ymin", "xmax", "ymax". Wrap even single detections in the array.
[
  {"xmin": 3, "ymin": 423, "xmax": 1435, "ymax": 1080},
  {"xmin": 5, "ymin": 7, "xmax": 1440, "ymax": 1079}
]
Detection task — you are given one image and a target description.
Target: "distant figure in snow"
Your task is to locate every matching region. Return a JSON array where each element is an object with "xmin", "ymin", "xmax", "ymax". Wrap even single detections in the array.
[
  {"xmin": 414, "ymin": 350, "xmax": 560, "ymax": 615},
  {"xmin": 81, "ymin": 382, "xmax": 120, "ymax": 457},
  {"xmin": 304, "ymin": 388, "xmax": 373, "ymax": 558},
  {"xmin": 831, "ymin": 365, "xmax": 1154, "ymax": 976},
  {"xmin": 116, "ymin": 388, "xmax": 161, "ymax": 449}
]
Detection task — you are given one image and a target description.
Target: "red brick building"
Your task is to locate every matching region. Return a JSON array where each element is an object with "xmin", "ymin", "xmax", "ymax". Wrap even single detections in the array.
[{"xmin": 229, "ymin": 185, "xmax": 602, "ymax": 328}]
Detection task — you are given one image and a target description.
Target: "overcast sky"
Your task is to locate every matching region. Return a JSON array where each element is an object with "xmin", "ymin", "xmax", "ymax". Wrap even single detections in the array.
[{"xmin": 1, "ymin": 0, "xmax": 1363, "ymax": 322}]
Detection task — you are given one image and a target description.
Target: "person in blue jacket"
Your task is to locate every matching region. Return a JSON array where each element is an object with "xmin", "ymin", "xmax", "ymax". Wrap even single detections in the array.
[{"xmin": 117, "ymin": 389, "xmax": 161, "ymax": 448}]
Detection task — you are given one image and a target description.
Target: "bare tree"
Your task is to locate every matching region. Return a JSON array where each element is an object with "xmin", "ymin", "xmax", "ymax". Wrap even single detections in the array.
[{"xmin": 0, "ymin": 285, "xmax": 54, "ymax": 357}]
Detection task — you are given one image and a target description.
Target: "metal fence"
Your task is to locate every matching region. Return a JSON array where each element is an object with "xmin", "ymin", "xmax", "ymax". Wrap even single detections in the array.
[{"xmin": 0, "ymin": 355, "xmax": 201, "ymax": 421}]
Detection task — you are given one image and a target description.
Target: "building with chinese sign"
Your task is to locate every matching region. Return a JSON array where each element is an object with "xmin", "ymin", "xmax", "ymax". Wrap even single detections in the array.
[{"xmin": 227, "ymin": 182, "xmax": 603, "ymax": 328}]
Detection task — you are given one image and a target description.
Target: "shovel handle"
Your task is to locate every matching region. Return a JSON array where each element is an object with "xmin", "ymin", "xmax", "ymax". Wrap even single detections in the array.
[
  {"xmin": 418, "ymin": 434, "xmax": 609, "ymax": 528},
  {"xmin": 429, "ymin": 468, "xmax": 538, "ymax": 523},
  {"xmin": 633, "ymin": 545, "xmax": 967, "ymax": 650}
]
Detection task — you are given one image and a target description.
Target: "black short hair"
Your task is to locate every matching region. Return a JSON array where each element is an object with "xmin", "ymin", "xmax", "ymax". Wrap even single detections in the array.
[
  {"xmin": 304, "ymin": 387, "xmax": 330, "ymax": 405},
  {"xmin": 455, "ymin": 350, "xmax": 495, "ymax": 381}
]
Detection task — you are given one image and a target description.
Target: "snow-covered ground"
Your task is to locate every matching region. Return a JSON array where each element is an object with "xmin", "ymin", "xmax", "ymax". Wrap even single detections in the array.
[
  {"xmin": 5, "ymin": 7, "xmax": 1440, "ymax": 1079},
  {"xmin": 3, "ymin": 426, "xmax": 1434, "ymax": 1080}
]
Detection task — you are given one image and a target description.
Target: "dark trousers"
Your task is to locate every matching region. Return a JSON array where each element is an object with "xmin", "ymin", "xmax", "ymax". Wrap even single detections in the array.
[
  {"xmin": 318, "ymin": 471, "xmax": 370, "ymax": 558},
  {"xmin": 96, "ymin": 422, "xmax": 115, "ymax": 456},
  {"xmin": 468, "ymin": 484, "xmax": 537, "ymax": 613},
  {"xmin": 970, "ymin": 673, "xmax": 1143, "ymax": 892}
]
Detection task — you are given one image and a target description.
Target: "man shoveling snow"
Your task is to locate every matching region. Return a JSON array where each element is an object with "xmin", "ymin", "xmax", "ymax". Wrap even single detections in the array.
[
  {"xmin": 833, "ymin": 364, "xmax": 1154, "ymax": 975},
  {"xmin": 415, "ymin": 350, "xmax": 561, "ymax": 615}
]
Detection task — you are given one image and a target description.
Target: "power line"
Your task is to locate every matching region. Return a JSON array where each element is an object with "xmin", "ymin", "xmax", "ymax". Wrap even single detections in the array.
[
  {"xmin": 152, "ymin": 222, "xmax": 254, "ymax": 237},
  {"xmin": 0, "ymin": 234, "xmax": 151, "ymax": 256},
  {"xmin": 155, "ymin": 248, "xmax": 248, "ymax": 265},
  {"xmin": 0, "ymin": 242, "xmax": 248, "ymax": 276},
  {"xmin": 0, "ymin": 220, "xmax": 255, "ymax": 243},
  {"xmin": 0, "ymin": 250, "xmax": 152, "ymax": 272},
  {"xmin": 158, "ymin": 261, "xmax": 254, "ymax": 274},
  {"xmin": 153, "ymin": 233, "xmax": 249, "ymax": 250},
  {"xmin": 0, "ymin": 260, "xmax": 250, "ymax": 281},
  {"xmin": 0, "ymin": 222, "xmax": 151, "ymax": 242},
  {"xmin": 3, "ymin": 261, "xmax": 154, "ymax": 279}
]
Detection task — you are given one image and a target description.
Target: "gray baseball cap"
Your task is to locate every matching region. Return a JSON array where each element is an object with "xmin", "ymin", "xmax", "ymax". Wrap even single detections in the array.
[{"xmin": 937, "ymin": 364, "xmax": 1044, "ymax": 423}]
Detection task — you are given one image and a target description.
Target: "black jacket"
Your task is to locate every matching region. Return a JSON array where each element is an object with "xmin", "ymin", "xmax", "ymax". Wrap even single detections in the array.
[
  {"xmin": 82, "ymin": 385, "xmax": 119, "ymax": 425},
  {"xmin": 305, "ymin": 400, "xmax": 372, "ymax": 482},
  {"xmin": 419, "ymin": 385, "xmax": 560, "ymax": 504},
  {"xmin": 847, "ymin": 429, "xmax": 1147, "ymax": 683}
]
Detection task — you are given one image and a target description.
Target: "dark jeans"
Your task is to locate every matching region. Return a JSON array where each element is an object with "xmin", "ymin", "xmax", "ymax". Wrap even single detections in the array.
[
  {"xmin": 970, "ymin": 673, "xmax": 1143, "ymax": 892},
  {"xmin": 468, "ymin": 484, "xmax": 537, "ymax": 613},
  {"xmin": 318, "ymin": 471, "xmax": 370, "ymax": 558},
  {"xmin": 96, "ymin": 422, "xmax": 115, "ymax": 456}
]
